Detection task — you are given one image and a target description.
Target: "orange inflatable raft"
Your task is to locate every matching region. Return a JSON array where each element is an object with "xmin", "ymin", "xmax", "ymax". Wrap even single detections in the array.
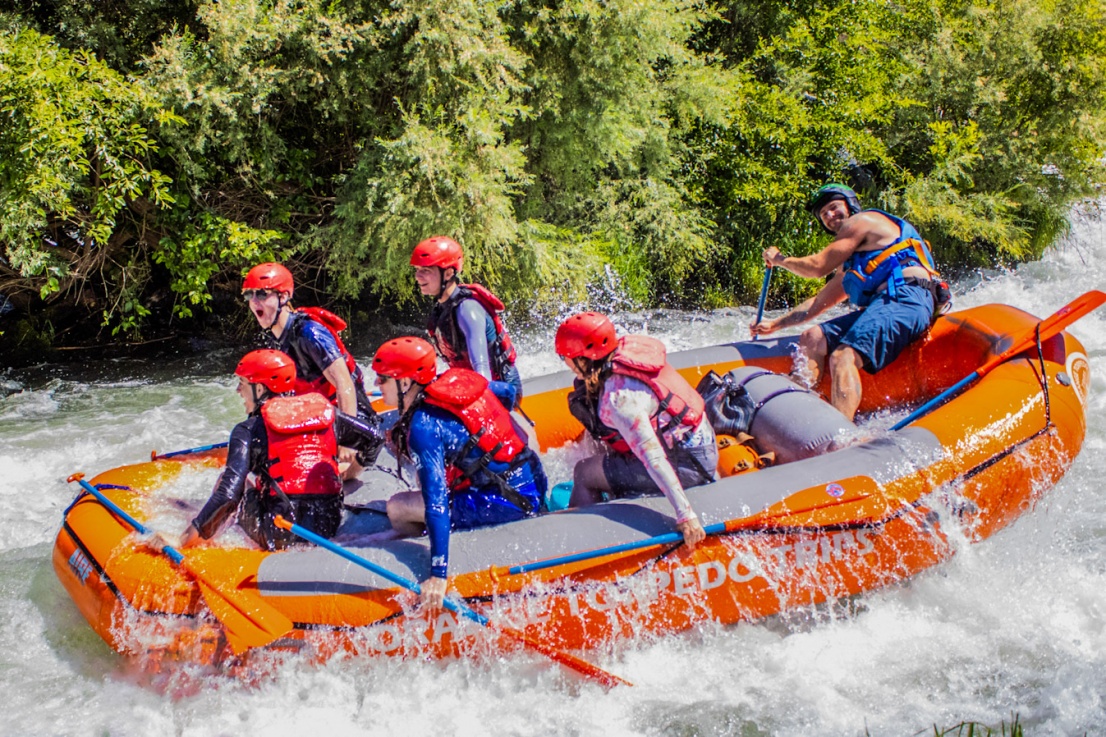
[{"xmin": 52, "ymin": 300, "xmax": 1095, "ymax": 670}]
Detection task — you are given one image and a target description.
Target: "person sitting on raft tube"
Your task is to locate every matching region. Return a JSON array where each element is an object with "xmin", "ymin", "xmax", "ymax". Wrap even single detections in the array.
[
  {"xmin": 556, "ymin": 312, "xmax": 715, "ymax": 548},
  {"xmin": 372, "ymin": 336, "xmax": 547, "ymax": 609},
  {"xmin": 410, "ymin": 236, "xmax": 524, "ymax": 404},
  {"xmin": 750, "ymin": 184, "xmax": 950, "ymax": 421},
  {"xmin": 243, "ymin": 262, "xmax": 379, "ymax": 476},
  {"xmin": 178, "ymin": 350, "xmax": 385, "ymax": 551}
]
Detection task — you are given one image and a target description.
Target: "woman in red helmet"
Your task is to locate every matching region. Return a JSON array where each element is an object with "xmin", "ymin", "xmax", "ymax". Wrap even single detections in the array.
[
  {"xmin": 173, "ymin": 350, "xmax": 383, "ymax": 550},
  {"xmin": 371, "ymin": 336, "xmax": 546, "ymax": 609},
  {"xmin": 555, "ymin": 312, "xmax": 714, "ymax": 548},
  {"xmin": 242, "ymin": 262, "xmax": 378, "ymax": 475},
  {"xmin": 409, "ymin": 236, "xmax": 523, "ymax": 405}
]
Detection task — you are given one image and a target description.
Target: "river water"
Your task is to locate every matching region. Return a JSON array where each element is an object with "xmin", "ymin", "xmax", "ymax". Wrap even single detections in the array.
[{"xmin": 2, "ymin": 213, "xmax": 1105, "ymax": 736}]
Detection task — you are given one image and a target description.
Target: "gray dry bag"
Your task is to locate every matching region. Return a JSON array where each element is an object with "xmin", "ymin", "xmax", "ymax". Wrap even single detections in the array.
[{"xmin": 698, "ymin": 367, "xmax": 856, "ymax": 464}]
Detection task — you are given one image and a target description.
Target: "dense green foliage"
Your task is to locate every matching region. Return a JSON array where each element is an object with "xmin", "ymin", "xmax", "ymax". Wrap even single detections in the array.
[{"xmin": 1, "ymin": 0, "xmax": 1104, "ymax": 344}]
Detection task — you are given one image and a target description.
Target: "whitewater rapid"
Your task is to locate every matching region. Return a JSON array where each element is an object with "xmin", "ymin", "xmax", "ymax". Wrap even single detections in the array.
[{"xmin": 1, "ymin": 211, "xmax": 1104, "ymax": 735}]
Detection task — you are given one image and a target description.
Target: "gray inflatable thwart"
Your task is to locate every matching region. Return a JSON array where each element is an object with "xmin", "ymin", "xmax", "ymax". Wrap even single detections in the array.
[{"xmin": 727, "ymin": 366, "xmax": 856, "ymax": 464}]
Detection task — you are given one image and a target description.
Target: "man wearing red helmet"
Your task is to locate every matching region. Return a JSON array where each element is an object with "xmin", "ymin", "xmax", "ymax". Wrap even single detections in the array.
[
  {"xmin": 173, "ymin": 350, "xmax": 383, "ymax": 550},
  {"xmin": 751, "ymin": 184, "xmax": 948, "ymax": 420},
  {"xmin": 555, "ymin": 312, "xmax": 714, "ymax": 548},
  {"xmin": 242, "ymin": 262, "xmax": 378, "ymax": 475},
  {"xmin": 409, "ymin": 236, "xmax": 523, "ymax": 404},
  {"xmin": 371, "ymin": 336, "xmax": 546, "ymax": 609}
]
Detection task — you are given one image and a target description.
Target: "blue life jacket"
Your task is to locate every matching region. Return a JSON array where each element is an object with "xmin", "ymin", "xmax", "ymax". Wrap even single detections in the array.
[{"xmin": 841, "ymin": 209, "xmax": 940, "ymax": 308}]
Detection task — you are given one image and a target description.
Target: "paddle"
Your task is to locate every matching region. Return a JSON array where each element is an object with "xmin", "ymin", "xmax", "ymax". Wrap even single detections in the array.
[
  {"xmin": 68, "ymin": 474, "xmax": 294, "ymax": 654},
  {"xmin": 753, "ymin": 266, "xmax": 773, "ymax": 341},
  {"xmin": 891, "ymin": 289, "xmax": 1106, "ymax": 431},
  {"xmin": 509, "ymin": 520, "xmax": 738, "ymax": 575},
  {"xmin": 507, "ymin": 480, "xmax": 877, "ymax": 575},
  {"xmin": 151, "ymin": 441, "xmax": 229, "ymax": 460},
  {"xmin": 272, "ymin": 515, "xmax": 631, "ymax": 688}
]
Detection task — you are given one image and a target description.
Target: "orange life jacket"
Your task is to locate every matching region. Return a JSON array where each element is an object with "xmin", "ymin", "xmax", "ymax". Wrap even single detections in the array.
[
  {"xmin": 260, "ymin": 393, "xmax": 341, "ymax": 497},
  {"xmin": 571, "ymin": 335, "xmax": 705, "ymax": 453}
]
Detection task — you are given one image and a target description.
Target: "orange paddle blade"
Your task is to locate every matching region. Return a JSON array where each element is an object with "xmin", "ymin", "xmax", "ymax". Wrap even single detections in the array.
[
  {"xmin": 980, "ymin": 290, "xmax": 1106, "ymax": 374},
  {"xmin": 181, "ymin": 558, "xmax": 294, "ymax": 654},
  {"xmin": 499, "ymin": 626, "xmax": 632, "ymax": 689}
]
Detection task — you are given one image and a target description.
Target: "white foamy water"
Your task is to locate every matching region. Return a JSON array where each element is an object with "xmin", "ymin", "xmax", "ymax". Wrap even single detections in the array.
[{"xmin": 2, "ymin": 211, "xmax": 1104, "ymax": 735}]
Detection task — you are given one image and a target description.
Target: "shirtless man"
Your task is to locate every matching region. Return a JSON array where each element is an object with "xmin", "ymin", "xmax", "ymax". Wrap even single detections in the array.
[{"xmin": 751, "ymin": 184, "xmax": 947, "ymax": 420}]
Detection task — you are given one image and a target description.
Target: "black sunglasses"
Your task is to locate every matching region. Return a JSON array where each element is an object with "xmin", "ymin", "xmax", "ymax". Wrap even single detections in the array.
[{"xmin": 242, "ymin": 289, "xmax": 276, "ymax": 302}]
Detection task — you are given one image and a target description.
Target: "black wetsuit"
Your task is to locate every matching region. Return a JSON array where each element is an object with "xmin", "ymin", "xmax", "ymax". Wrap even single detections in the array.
[{"xmin": 191, "ymin": 411, "xmax": 383, "ymax": 550}]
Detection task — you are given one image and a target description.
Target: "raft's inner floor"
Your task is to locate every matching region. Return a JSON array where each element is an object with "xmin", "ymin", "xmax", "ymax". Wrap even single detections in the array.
[{"xmin": 256, "ymin": 425, "xmax": 944, "ymax": 594}]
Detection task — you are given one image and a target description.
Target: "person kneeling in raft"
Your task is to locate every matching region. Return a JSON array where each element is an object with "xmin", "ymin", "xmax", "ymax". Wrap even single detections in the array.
[
  {"xmin": 555, "ymin": 312, "xmax": 716, "ymax": 548},
  {"xmin": 372, "ymin": 337, "xmax": 548, "ymax": 610},
  {"xmin": 165, "ymin": 350, "xmax": 384, "ymax": 552}
]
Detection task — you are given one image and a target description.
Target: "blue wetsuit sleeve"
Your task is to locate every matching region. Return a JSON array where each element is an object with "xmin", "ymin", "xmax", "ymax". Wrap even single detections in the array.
[
  {"xmin": 488, "ymin": 380, "xmax": 518, "ymax": 412},
  {"xmin": 456, "ymin": 299, "xmax": 493, "ymax": 380},
  {"xmin": 408, "ymin": 412, "xmax": 452, "ymax": 579},
  {"xmin": 191, "ymin": 419, "xmax": 259, "ymax": 539}
]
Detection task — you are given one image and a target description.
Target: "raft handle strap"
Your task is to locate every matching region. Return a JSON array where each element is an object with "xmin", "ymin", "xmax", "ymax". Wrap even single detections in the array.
[{"xmin": 1035, "ymin": 324, "xmax": 1053, "ymax": 430}]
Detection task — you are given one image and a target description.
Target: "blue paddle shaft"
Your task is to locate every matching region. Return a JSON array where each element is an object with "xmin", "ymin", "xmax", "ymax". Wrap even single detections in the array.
[
  {"xmin": 508, "ymin": 521, "xmax": 729, "ymax": 575},
  {"xmin": 753, "ymin": 267, "xmax": 773, "ymax": 341},
  {"xmin": 281, "ymin": 519, "xmax": 490, "ymax": 626},
  {"xmin": 76, "ymin": 478, "xmax": 185, "ymax": 565},
  {"xmin": 156, "ymin": 441, "xmax": 229, "ymax": 459},
  {"xmin": 890, "ymin": 370, "xmax": 981, "ymax": 431}
]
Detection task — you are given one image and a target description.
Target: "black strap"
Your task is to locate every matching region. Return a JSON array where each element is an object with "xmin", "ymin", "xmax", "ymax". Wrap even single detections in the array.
[
  {"xmin": 654, "ymin": 390, "xmax": 691, "ymax": 439},
  {"xmin": 733, "ymin": 371, "xmax": 818, "ymax": 429},
  {"xmin": 450, "ymin": 435, "xmax": 535, "ymax": 515}
]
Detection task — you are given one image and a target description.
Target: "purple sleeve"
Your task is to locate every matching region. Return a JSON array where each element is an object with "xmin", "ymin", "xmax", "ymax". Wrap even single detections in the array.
[
  {"xmin": 455, "ymin": 299, "xmax": 493, "ymax": 379},
  {"xmin": 407, "ymin": 412, "xmax": 452, "ymax": 579}
]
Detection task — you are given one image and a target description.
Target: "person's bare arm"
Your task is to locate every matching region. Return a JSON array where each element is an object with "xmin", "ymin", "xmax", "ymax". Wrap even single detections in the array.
[
  {"xmin": 321, "ymin": 358, "xmax": 358, "ymax": 416},
  {"xmin": 762, "ymin": 213, "xmax": 886, "ymax": 278},
  {"xmin": 750, "ymin": 275, "xmax": 847, "ymax": 336}
]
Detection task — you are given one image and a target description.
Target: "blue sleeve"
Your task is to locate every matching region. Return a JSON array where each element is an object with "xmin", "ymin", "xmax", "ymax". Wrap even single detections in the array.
[
  {"xmin": 456, "ymin": 299, "xmax": 492, "ymax": 379},
  {"xmin": 192, "ymin": 419, "xmax": 259, "ymax": 538},
  {"xmin": 407, "ymin": 411, "xmax": 452, "ymax": 579},
  {"xmin": 488, "ymin": 380, "xmax": 518, "ymax": 412},
  {"xmin": 290, "ymin": 317, "xmax": 345, "ymax": 382}
]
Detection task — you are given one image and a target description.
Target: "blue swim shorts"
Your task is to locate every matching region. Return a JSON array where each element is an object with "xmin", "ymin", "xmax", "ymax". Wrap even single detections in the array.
[
  {"xmin": 819, "ymin": 284, "xmax": 934, "ymax": 373},
  {"xmin": 449, "ymin": 466, "xmax": 546, "ymax": 529}
]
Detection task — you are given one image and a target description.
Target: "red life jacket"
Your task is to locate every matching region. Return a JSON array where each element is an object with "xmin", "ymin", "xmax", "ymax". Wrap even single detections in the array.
[
  {"xmin": 575, "ymin": 335, "xmax": 705, "ymax": 453},
  {"xmin": 292, "ymin": 307, "xmax": 363, "ymax": 399},
  {"xmin": 427, "ymin": 284, "xmax": 518, "ymax": 380},
  {"xmin": 420, "ymin": 368, "xmax": 536, "ymax": 513},
  {"xmin": 260, "ymin": 393, "xmax": 341, "ymax": 497},
  {"xmin": 422, "ymin": 368, "xmax": 527, "ymax": 465}
]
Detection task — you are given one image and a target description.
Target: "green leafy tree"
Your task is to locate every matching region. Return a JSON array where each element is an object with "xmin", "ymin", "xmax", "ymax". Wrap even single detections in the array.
[
  {"xmin": 2, "ymin": 0, "xmax": 1104, "ymax": 354},
  {"xmin": 0, "ymin": 27, "xmax": 177, "ymax": 333}
]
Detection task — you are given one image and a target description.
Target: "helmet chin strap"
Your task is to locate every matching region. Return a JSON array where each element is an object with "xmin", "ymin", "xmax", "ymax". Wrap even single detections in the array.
[
  {"xmin": 437, "ymin": 267, "xmax": 458, "ymax": 301},
  {"xmin": 263, "ymin": 294, "xmax": 290, "ymax": 334},
  {"xmin": 393, "ymin": 378, "xmax": 426, "ymax": 481},
  {"xmin": 249, "ymin": 383, "xmax": 268, "ymax": 415}
]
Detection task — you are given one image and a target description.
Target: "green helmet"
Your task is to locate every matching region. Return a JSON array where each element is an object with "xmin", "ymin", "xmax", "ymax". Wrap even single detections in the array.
[{"xmin": 808, "ymin": 184, "xmax": 861, "ymax": 232}]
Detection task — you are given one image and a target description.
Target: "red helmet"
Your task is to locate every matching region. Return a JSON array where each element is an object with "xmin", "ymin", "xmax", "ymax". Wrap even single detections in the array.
[
  {"xmin": 555, "ymin": 312, "xmax": 617, "ymax": 360},
  {"xmin": 235, "ymin": 349, "xmax": 296, "ymax": 394},
  {"xmin": 410, "ymin": 236, "xmax": 463, "ymax": 272},
  {"xmin": 372, "ymin": 337, "xmax": 438, "ymax": 384},
  {"xmin": 243, "ymin": 263, "xmax": 294, "ymax": 295}
]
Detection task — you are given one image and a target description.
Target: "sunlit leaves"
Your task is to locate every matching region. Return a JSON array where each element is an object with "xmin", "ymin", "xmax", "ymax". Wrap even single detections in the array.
[{"xmin": 0, "ymin": 27, "xmax": 176, "ymax": 299}]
